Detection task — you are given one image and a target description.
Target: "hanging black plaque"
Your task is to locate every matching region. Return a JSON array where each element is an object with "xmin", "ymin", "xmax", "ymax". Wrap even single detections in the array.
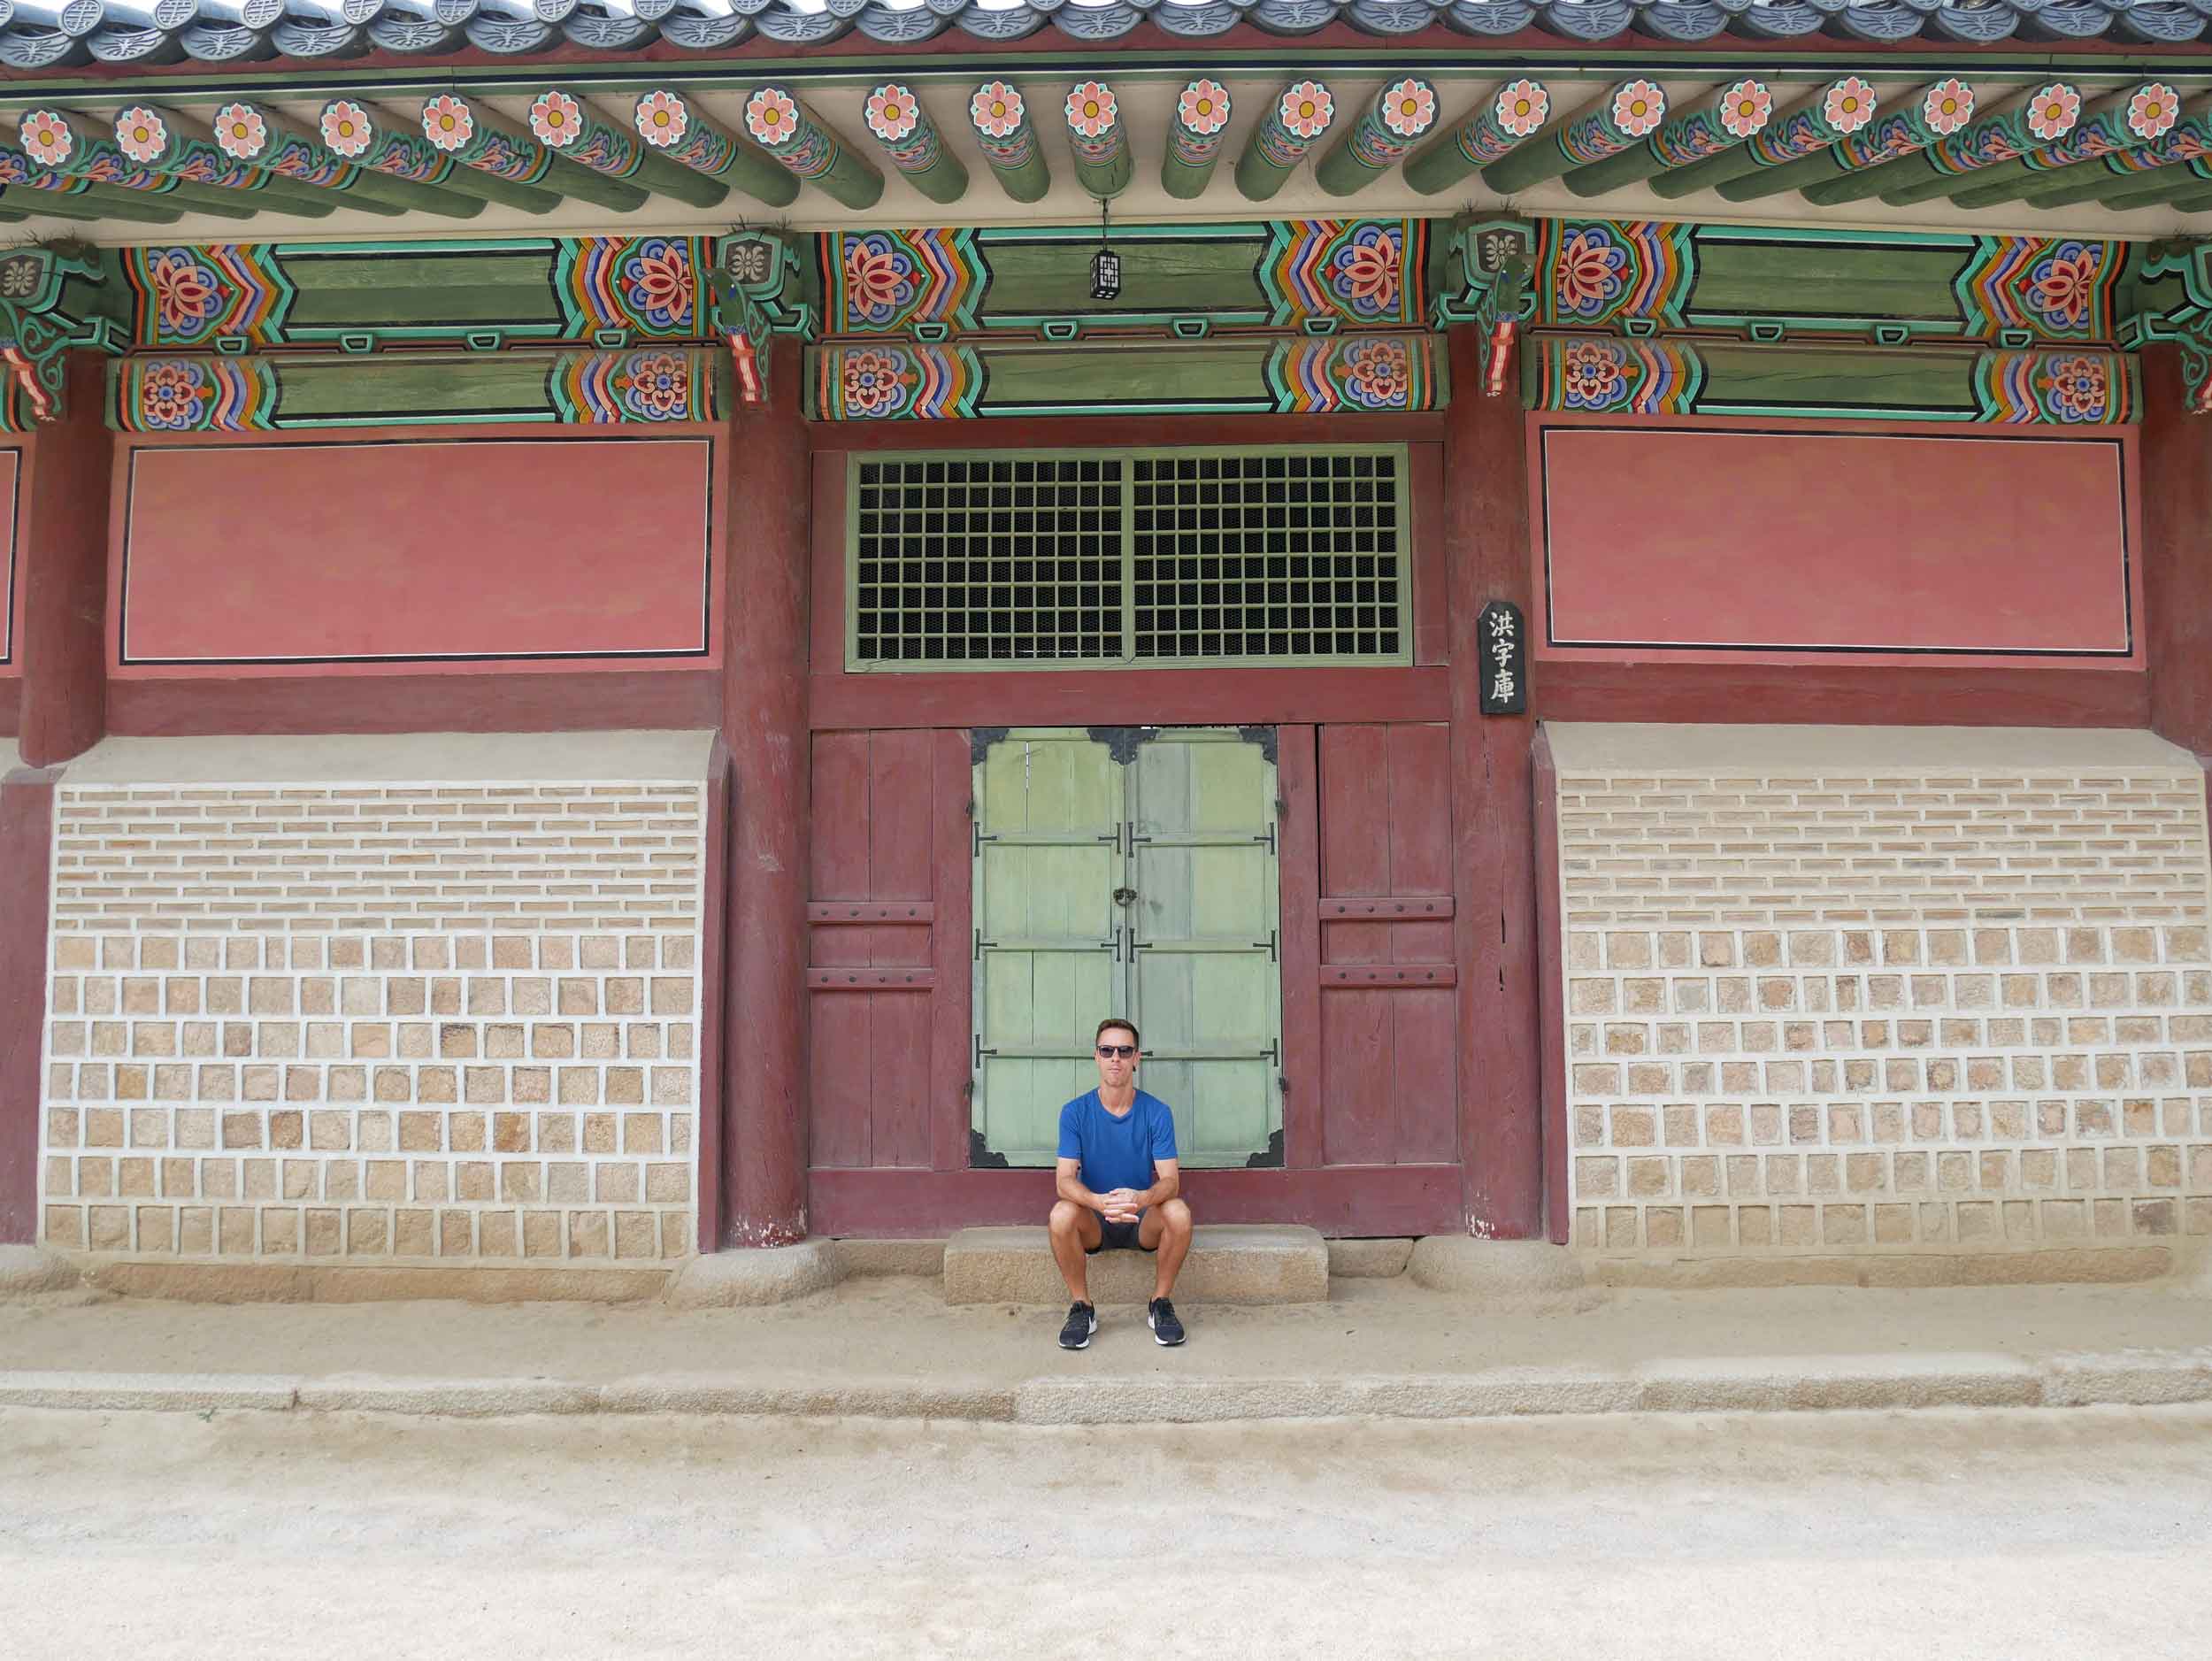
[{"xmin": 1477, "ymin": 600, "xmax": 1526, "ymax": 715}]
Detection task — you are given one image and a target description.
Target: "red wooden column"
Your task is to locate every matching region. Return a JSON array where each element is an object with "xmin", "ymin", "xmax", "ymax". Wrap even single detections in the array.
[
  {"xmin": 722, "ymin": 338, "xmax": 812, "ymax": 1246},
  {"xmin": 1442, "ymin": 324, "xmax": 1544, "ymax": 1237},
  {"xmin": 2140, "ymin": 344, "xmax": 2212, "ymax": 759},
  {"xmin": 0, "ymin": 767, "xmax": 57, "ymax": 1242},
  {"xmin": 17, "ymin": 351, "xmax": 111, "ymax": 766}
]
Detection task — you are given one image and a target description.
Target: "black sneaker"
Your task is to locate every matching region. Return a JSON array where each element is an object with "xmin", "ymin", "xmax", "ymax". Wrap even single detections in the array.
[
  {"xmin": 1148, "ymin": 1296, "xmax": 1186, "ymax": 1347},
  {"xmin": 1058, "ymin": 1302, "xmax": 1097, "ymax": 1350}
]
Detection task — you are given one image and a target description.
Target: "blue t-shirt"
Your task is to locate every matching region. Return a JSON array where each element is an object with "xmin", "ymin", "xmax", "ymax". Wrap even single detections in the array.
[{"xmin": 1056, "ymin": 1088, "xmax": 1178, "ymax": 1197}]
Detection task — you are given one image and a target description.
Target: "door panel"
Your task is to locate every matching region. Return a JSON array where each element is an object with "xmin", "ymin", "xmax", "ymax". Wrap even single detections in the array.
[
  {"xmin": 972, "ymin": 732, "xmax": 1124, "ymax": 1164},
  {"xmin": 973, "ymin": 727, "xmax": 1283, "ymax": 1168},
  {"xmin": 1129, "ymin": 731, "xmax": 1282, "ymax": 1166}
]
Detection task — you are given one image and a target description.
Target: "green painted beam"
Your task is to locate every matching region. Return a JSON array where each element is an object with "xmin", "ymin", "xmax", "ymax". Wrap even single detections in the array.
[
  {"xmin": 1955, "ymin": 97, "xmax": 2212, "ymax": 209},
  {"xmin": 741, "ymin": 84, "xmax": 882, "ymax": 211},
  {"xmin": 1234, "ymin": 81, "xmax": 1335, "ymax": 203},
  {"xmin": 1648, "ymin": 77, "xmax": 1881, "ymax": 200},
  {"xmin": 1717, "ymin": 79, "xmax": 1976, "ymax": 204},
  {"xmin": 1558, "ymin": 77, "xmax": 1774, "ymax": 199},
  {"xmin": 855, "ymin": 82, "xmax": 968, "ymax": 205},
  {"xmin": 969, "ymin": 80, "xmax": 1051, "ymax": 204},
  {"xmin": 630, "ymin": 89, "xmax": 798, "ymax": 209},
  {"xmin": 0, "ymin": 153, "xmax": 182, "ymax": 224},
  {"xmin": 1404, "ymin": 78, "xmax": 1550, "ymax": 197},
  {"xmin": 1481, "ymin": 77, "xmax": 1667, "ymax": 194},
  {"xmin": 201, "ymin": 98, "xmax": 482, "ymax": 219},
  {"xmin": 1801, "ymin": 82, "xmax": 2078, "ymax": 208},
  {"xmin": 1161, "ymin": 78, "xmax": 1232, "ymax": 200},
  {"xmin": 1879, "ymin": 82, "xmax": 2179, "ymax": 207},
  {"xmin": 17, "ymin": 110, "xmax": 267, "ymax": 220},
  {"xmin": 2095, "ymin": 156, "xmax": 2212, "ymax": 211},
  {"xmin": 110, "ymin": 104, "xmax": 359, "ymax": 219},
  {"xmin": 1064, "ymin": 80, "xmax": 1133, "ymax": 199},
  {"xmin": 524, "ymin": 87, "xmax": 728, "ymax": 210},
  {"xmin": 0, "ymin": 181, "xmax": 136, "ymax": 224},
  {"xmin": 1315, "ymin": 77, "xmax": 1440, "ymax": 198},
  {"xmin": 420, "ymin": 94, "xmax": 647, "ymax": 215},
  {"xmin": 319, "ymin": 99, "xmax": 563, "ymax": 216}
]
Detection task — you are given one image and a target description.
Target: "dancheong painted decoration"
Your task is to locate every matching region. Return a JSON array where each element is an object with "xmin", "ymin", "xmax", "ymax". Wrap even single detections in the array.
[{"xmin": 11, "ymin": 0, "xmax": 2212, "ymax": 1292}]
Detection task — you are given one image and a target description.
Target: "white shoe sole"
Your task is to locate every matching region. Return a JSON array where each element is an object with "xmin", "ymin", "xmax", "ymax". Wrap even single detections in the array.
[{"xmin": 1061, "ymin": 1316, "xmax": 1097, "ymax": 1350}]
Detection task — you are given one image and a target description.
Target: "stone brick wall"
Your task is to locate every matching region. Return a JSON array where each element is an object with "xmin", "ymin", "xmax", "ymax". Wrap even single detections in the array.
[
  {"xmin": 35, "ymin": 734, "xmax": 713, "ymax": 1266},
  {"xmin": 1548, "ymin": 726, "xmax": 2212, "ymax": 1260}
]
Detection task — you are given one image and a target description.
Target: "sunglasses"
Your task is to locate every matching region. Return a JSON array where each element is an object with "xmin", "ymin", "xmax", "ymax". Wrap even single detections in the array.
[{"xmin": 1095, "ymin": 1044, "xmax": 1137, "ymax": 1058}]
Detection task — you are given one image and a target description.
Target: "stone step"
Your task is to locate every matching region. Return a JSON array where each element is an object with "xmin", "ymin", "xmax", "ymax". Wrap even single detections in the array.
[{"xmin": 942, "ymin": 1225, "xmax": 1329, "ymax": 1306}]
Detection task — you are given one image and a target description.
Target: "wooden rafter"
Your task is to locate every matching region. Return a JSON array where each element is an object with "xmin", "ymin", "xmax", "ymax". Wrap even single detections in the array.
[
  {"xmin": 418, "ymin": 93, "xmax": 650, "ymax": 216},
  {"xmin": 1717, "ymin": 81, "xmax": 1978, "ymax": 204},
  {"xmin": 1557, "ymin": 78, "xmax": 1775, "ymax": 200},
  {"xmin": 1801, "ymin": 82, "xmax": 2082, "ymax": 209}
]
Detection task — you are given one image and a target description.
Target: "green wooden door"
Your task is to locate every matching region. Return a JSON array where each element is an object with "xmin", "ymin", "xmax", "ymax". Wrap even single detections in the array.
[
  {"xmin": 1127, "ymin": 730, "xmax": 1283, "ymax": 1166},
  {"xmin": 972, "ymin": 731, "xmax": 1125, "ymax": 1165},
  {"xmin": 972, "ymin": 727, "xmax": 1283, "ymax": 1169}
]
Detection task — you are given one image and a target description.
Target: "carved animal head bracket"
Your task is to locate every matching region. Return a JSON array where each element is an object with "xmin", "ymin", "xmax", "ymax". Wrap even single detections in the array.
[
  {"xmin": 0, "ymin": 242, "xmax": 121, "ymax": 423},
  {"xmin": 708, "ymin": 229, "xmax": 818, "ymax": 407},
  {"xmin": 1427, "ymin": 215, "xmax": 1536, "ymax": 401}
]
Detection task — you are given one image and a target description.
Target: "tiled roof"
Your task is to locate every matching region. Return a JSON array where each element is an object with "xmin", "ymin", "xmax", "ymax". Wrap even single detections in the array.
[{"xmin": 4, "ymin": 0, "xmax": 2208, "ymax": 73}]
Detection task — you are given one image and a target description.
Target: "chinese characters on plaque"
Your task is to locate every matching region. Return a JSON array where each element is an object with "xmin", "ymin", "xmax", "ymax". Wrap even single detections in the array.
[{"xmin": 1477, "ymin": 601, "xmax": 1525, "ymax": 715}]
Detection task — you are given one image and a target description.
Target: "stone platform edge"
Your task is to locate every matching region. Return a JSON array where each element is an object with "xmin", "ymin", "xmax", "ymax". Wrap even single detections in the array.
[
  {"xmin": 4, "ymin": 1349, "xmax": 2210, "ymax": 1425},
  {"xmin": 5, "ymin": 1237, "xmax": 2194, "ymax": 1307}
]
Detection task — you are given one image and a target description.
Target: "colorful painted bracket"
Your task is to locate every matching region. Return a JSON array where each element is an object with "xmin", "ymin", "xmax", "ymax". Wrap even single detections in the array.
[
  {"xmin": 1648, "ymin": 78, "xmax": 1883, "ymax": 200},
  {"xmin": 968, "ymin": 81, "xmax": 1050, "ymax": 204},
  {"xmin": 1718, "ymin": 80, "xmax": 1978, "ymax": 203}
]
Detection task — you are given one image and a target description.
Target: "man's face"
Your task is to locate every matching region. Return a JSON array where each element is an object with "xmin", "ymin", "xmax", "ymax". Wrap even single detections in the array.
[{"xmin": 1094, "ymin": 1027, "xmax": 1139, "ymax": 1090}]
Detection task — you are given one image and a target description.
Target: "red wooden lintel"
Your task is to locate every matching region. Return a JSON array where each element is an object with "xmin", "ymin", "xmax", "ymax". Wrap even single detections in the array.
[
  {"xmin": 1318, "ymin": 895, "xmax": 1454, "ymax": 920},
  {"xmin": 806, "ymin": 901, "xmax": 938, "ymax": 925},
  {"xmin": 806, "ymin": 967, "xmax": 938, "ymax": 991},
  {"xmin": 1320, "ymin": 963, "xmax": 1456, "ymax": 988}
]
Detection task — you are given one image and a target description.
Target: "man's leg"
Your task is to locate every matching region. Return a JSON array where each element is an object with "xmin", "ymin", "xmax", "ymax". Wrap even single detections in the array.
[
  {"xmin": 1138, "ymin": 1197, "xmax": 1194, "ymax": 1298},
  {"xmin": 1048, "ymin": 1200, "xmax": 1102, "ymax": 1302}
]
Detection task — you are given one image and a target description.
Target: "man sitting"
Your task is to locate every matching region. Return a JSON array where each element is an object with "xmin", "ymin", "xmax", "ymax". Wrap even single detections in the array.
[{"xmin": 1047, "ymin": 1018, "xmax": 1194, "ymax": 1350}]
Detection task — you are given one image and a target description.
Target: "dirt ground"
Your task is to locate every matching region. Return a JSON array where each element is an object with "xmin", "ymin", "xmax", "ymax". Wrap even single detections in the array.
[{"xmin": 4, "ymin": 1401, "xmax": 2209, "ymax": 1659}]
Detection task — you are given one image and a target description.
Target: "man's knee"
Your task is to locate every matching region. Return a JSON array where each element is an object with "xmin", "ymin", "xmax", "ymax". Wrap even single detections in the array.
[
  {"xmin": 1048, "ymin": 1200, "xmax": 1084, "ymax": 1235},
  {"xmin": 1160, "ymin": 1197, "xmax": 1193, "ymax": 1233}
]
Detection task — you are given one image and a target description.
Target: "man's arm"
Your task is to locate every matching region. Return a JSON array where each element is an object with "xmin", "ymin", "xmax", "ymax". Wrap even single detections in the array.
[
  {"xmin": 1133, "ymin": 1157, "xmax": 1179, "ymax": 1210},
  {"xmin": 1056, "ymin": 1157, "xmax": 1111, "ymax": 1211}
]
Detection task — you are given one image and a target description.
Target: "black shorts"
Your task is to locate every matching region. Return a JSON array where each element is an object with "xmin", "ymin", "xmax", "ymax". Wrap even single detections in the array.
[{"xmin": 1086, "ymin": 1211, "xmax": 1156, "ymax": 1254}]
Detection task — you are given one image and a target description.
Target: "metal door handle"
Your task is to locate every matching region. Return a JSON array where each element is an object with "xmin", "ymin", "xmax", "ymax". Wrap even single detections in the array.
[{"xmin": 1113, "ymin": 887, "xmax": 1138, "ymax": 906}]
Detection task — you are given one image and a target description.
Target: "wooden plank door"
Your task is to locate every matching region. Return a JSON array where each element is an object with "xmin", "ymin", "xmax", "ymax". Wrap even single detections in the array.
[
  {"xmin": 971, "ymin": 730, "xmax": 1123, "ymax": 1165},
  {"xmin": 1128, "ymin": 730, "xmax": 1284, "ymax": 1167}
]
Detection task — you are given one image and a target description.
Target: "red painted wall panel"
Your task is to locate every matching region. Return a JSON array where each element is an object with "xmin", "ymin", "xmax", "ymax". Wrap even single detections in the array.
[
  {"xmin": 116, "ymin": 435, "xmax": 713, "ymax": 674},
  {"xmin": 1533, "ymin": 419, "xmax": 2139, "ymax": 668}
]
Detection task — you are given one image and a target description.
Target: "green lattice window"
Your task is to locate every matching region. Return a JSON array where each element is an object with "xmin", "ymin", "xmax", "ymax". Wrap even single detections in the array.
[{"xmin": 847, "ymin": 446, "xmax": 1410, "ymax": 671}]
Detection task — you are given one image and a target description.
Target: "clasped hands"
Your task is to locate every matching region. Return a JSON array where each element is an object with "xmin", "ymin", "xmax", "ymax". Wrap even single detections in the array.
[{"xmin": 1097, "ymin": 1188, "xmax": 1145, "ymax": 1224}]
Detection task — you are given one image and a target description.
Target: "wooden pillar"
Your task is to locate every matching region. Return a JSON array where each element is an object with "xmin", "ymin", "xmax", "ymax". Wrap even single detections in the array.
[
  {"xmin": 722, "ymin": 337, "xmax": 811, "ymax": 1246},
  {"xmin": 2140, "ymin": 344, "xmax": 2212, "ymax": 758},
  {"xmin": 17, "ymin": 351, "xmax": 111, "ymax": 767},
  {"xmin": 1442, "ymin": 324, "xmax": 1545, "ymax": 1237},
  {"xmin": 0, "ymin": 767, "xmax": 57, "ymax": 1242}
]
